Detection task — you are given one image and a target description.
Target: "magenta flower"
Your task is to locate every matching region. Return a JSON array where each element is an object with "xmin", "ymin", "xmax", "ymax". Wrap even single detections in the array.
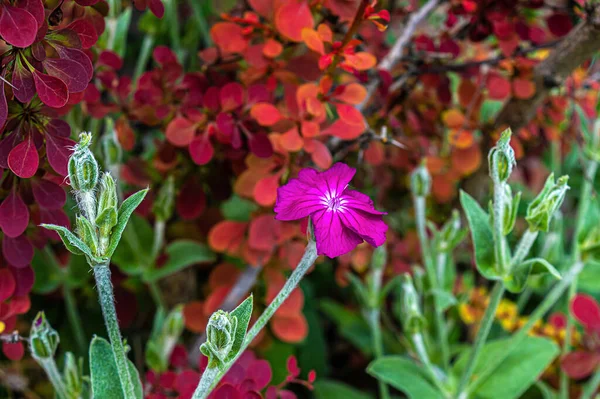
[{"xmin": 274, "ymin": 163, "xmax": 387, "ymax": 258}]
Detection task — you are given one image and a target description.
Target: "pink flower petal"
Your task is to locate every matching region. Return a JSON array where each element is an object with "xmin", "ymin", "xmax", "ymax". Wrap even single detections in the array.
[
  {"xmin": 312, "ymin": 209, "xmax": 362, "ymax": 258},
  {"xmin": 571, "ymin": 294, "xmax": 600, "ymax": 331},
  {"xmin": 342, "ymin": 190, "xmax": 386, "ymax": 215},
  {"xmin": 318, "ymin": 163, "xmax": 356, "ymax": 196},
  {"xmin": 274, "ymin": 173, "xmax": 324, "ymax": 221},
  {"xmin": 338, "ymin": 208, "xmax": 387, "ymax": 247}
]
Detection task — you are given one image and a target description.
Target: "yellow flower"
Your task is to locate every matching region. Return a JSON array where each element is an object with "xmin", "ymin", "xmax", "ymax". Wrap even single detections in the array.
[{"xmin": 0, "ymin": 320, "xmax": 4, "ymax": 334}]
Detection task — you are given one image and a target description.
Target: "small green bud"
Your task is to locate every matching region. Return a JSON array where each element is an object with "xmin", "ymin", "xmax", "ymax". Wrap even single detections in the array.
[
  {"xmin": 97, "ymin": 173, "xmax": 118, "ymax": 216},
  {"xmin": 488, "ymin": 129, "xmax": 516, "ymax": 183},
  {"xmin": 153, "ymin": 175, "xmax": 175, "ymax": 221},
  {"xmin": 410, "ymin": 161, "xmax": 431, "ymax": 197},
  {"xmin": 68, "ymin": 133, "xmax": 99, "ymax": 192},
  {"xmin": 400, "ymin": 274, "xmax": 426, "ymax": 334},
  {"xmin": 165, "ymin": 304, "xmax": 185, "ymax": 337},
  {"xmin": 436, "ymin": 210, "xmax": 466, "ymax": 253},
  {"xmin": 76, "ymin": 215, "xmax": 98, "ymax": 255},
  {"xmin": 63, "ymin": 352, "xmax": 87, "ymax": 398},
  {"xmin": 29, "ymin": 312, "xmax": 60, "ymax": 359},
  {"xmin": 526, "ymin": 174, "xmax": 569, "ymax": 232},
  {"xmin": 200, "ymin": 310, "xmax": 238, "ymax": 368}
]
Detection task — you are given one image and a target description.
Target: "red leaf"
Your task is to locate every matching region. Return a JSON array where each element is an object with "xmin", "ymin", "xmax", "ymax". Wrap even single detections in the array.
[
  {"xmin": 12, "ymin": 59, "xmax": 36, "ymax": 103},
  {"xmin": 39, "ymin": 208, "xmax": 69, "ymax": 241},
  {"xmin": 166, "ymin": 117, "xmax": 196, "ymax": 147},
  {"xmin": 43, "ymin": 58, "xmax": 90, "ymax": 93},
  {"xmin": 512, "ymin": 78, "xmax": 535, "ymax": 100},
  {"xmin": 55, "ymin": 47, "xmax": 94, "ymax": 81},
  {"xmin": 0, "ymin": 5, "xmax": 38, "ymax": 48},
  {"xmin": 0, "ymin": 269, "xmax": 15, "ymax": 302},
  {"xmin": 176, "ymin": 179, "xmax": 206, "ymax": 220},
  {"xmin": 46, "ymin": 119, "xmax": 71, "ymax": 137},
  {"xmin": 275, "ymin": 1, "xmax": 314, "ymax": 42},
  {"xmin": 561, "ymin": 351, "xmax": 600, "ymax": 380},
  {"xmin": 250, "ymin": 103, "xmax": 282, "ymax": 126},
  {"xmin": 3, "ymin": 234, "xmax": 33, "ymax": 268},
  {"xmin": 8, "ymin": 139, "xmax": 38, "ymax": 178},
  {"xmin": 66, "ymin": 19, "xmax": 99, "ymax": 49},
  {"xmin": 45, "ymin": 134, "xmax": 75, "ymax": 176},
  {"xmin": 210, "ymin": 22, "xmax": 248, "ymax": 54},
  {"xmin": 253, "ymin": 174, "xmax": 279, "ymax": 206},
  {"xmin": 336, "ymin": 103, "xmax": 363, "ymax": 126},
  {"xmin": 572, "ymin": 294, "xmax": 600, "ymax": 331},
  {"xmin": 208, "ymin": 221, "xmax": 247, "ymax": 253},
  {"xmin": 0, "ymin": 192, "xmax": 29, "ymax": 238},
  {"xmin": 13, "ymin": 266, "xmax": 34, "ymax": 296},
  {"xmin": 32, "ymin": 179, "xmax": 66, "ymax": 209},
  {"xmin": 248, "ymin": 133, "xmax": 273, "ymax": 158},
  {"xmin": 189, "ymin": 135, "xmax": 214, "ymax": 165},
  {"xmin": 248, "ymin": 214, "xmax": 281, "ymax": 251},
  {"xmin": 321, "ymin": 119, "xmax": 364, "ymax": 140},
  {"xmin": 0, "ymin": 132, "xmax": 19, "ymax": 169},
  {"xmin": 2, "ymin": 341, "xmax": 24, "ymax": 361},
  {"xmin": 16, "ymin": 0, "xmax": 44, "ymax": 27},
  {"xmin": 487, "ymin": 74, "xmax": 511, "ymax": 100},
  {"xmin": 220, "ymin": 82, "xmax": 245, "ymax": 112},
  {"xmin": 547, "ymin": 12, "xmax": 572, "ymax": 38},
  {"xmin": 149, "ymin": 0, "xmax": 164, "ymax": 18},
  {"xmin": 0, "ymin": 81, "xmax": 7, "ymax": 130},
  {"xmin": 32, "ymin": 70, "xmax": 69, "ymax": 108}
]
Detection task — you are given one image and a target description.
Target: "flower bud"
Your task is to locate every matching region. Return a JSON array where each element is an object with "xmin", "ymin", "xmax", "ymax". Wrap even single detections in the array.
[
  {"xmin": 29, "ymin": 312, "xmax": 60, "ymax": 359},
  {"xmin": 63, "ymin": 352, "xmax": 86, "ymax": 398},
  {"xmin": 410, "ymin": 161, "xmax": 431, "ymax": 197},
  {"xmin": 97, "ymin": 173, "xmax": 118, "ymax": 216},
  {"xmin": 102, "ymin": 120, "xmax": 122, "ymax": 166},
  {"xmin": 526, "ymin": 174, "xmax": 569, "ymax": 232},
  {"xmin": 153, "ymin": 175, "xmax": 175, "ymax": 221},
  {"xmin": 96, "ymin": 173, "xmax": 119, "ymax": 254},
  {"xmin": 68, "ymin": 133, "xmax": 99, "ymax": 192},
  {"xmin": 436, "ymin": 210, "xmax": 465, "ymax": 253},
  {"xmin": 200, "ymin": 310, "xmax": 238, "ymax": 368},
  {"xmin": 488, "ymin": 129, "xmax": 516, "ymax": 183},
  {"xmin": 76, "ymin": 215, "xmax": 99, "ymax": 255},
  {"xmin": 400, "ymin": 274, "xmax": 426, "ymax": 334}
]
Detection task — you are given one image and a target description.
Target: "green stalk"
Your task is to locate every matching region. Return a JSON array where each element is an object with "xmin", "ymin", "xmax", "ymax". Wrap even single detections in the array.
[
  {"xmin": 580, "ymin": 365, "xmax": 600, "ymax": 399},
  {"xmin": 560, "ymin": 159, "xmax": 598, "ymax": 399},
  {"xmin": 164, "ymin": 0, "xmax": 182, "ymax": 62},
  {"xmin": 455, "ymin": 281, "xmax": 505, "ymax": 397},
  {"xmin": 133, "ymin": 35, "xmax": 155, "ymax": 83},
  {"xmin": 39, "ymin": 358, "xmax": 68, "ymax": 399},
  {"xmin": 510, "ymin": 229, "xmax": 538, "ymax": 268},
  {"xmin": 192, "ymin": 241, "xmax": 318, "ymax": 399},
  {"xmin": 93, "ymin": 263, "xmax": 136, "ymax": 398},
  {"xmin": 149, "ymin": 281, "xmax": 166, "ymax": 310},
  {"xmin": 414, "ymin": 195, "xmax": 450, "ymax": 370},
  {"xmin": 63, "ymin": 285, "xmax": 87, "ymax": 355},
  {"xmin": 412, "ymin": 333, "xmax": 450, "ymax": 398},
  {"xmin": 492, "ymin": 181, "xmax": 509, "ymax": 273},
  {"xmin": 366, "ymin": 263, "xmax": 390, "ymax": 399},
  {"xmin": 467, "ymin": 261, "xmax": 583, "ymax": 396}
]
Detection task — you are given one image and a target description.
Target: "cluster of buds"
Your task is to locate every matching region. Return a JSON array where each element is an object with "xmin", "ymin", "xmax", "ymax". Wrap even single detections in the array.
[
  {"xmin": 200, "ymin": 310, "xmax": 238, "ymax": 369},
  {"xmin": 526, "ymin": 174, "xmax": 570, "ymax": 233}
]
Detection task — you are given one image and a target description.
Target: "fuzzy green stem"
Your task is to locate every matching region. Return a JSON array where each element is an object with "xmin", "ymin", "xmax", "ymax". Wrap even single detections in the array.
[
  {"xmin": 152, "ymin": 219, "xmax": 166, "ymax": 261},
  {"xmin": 149, "ymin": 281, "xmax": 165, "ymax": 310},
  {"xmin": 510, "ymin": 229, "xmax": 538, "ymax": 269},
  {"xmin": 414, "ymin": 195, "xmax": 450, "ymax": 370},
  {"xmin": 93, "ymin": 263, "xmax": 136, "ymax": 398},
  {"xmin": 492, "ymin": 181, "xmax": 509, "ymax": 273},
  {"xmin": 412, "ymin": 333, "xmax": 450, "ymax": 398},
  {"xmin": 560, "ymin": 159, "xmax": 598, "ymax": 399},
  {"xmin": 63, "ymin": 285, "xmax": 87, "ymax": 355},
  {"xmin": 366, "ymin": 262, "xmax": 390, "ymax": 399},
  {"xmin": 193, "ymin": 241, "xmax": 318, "ymax": 399},
  {"xmin": 580, "ymin": 365, "xmax": 600, "ymax": 399},
  {"xmin": 467, "ymin": 261, "xmax": 583, "ymax": 396},
  {"xmin": 455, "ymin": 281, "xmax": 505, "ymax": 397},
  {"xmin": 78, "ymin": 190, "xmax": 96, "ymax": 225},
  {"xmin": 40, "ymin": 358, "xmax": 68, "ymax": 399}
]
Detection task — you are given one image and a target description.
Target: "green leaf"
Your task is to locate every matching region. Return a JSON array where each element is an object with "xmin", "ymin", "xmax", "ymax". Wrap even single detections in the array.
[
  {"xmin": 66, "ymin": 254, "xmax": 93, "ymax": 288},
  {"xmin": 89, "ymin": 337, "xmax": 143, "ymax": 399},
  {"xmin": 367, "ymin": 356, "xmax": 444, "ymax": 399},
  {"xmin": 314, "ymin": 380, "xmax": 373, "ymax": 399},
  {"xmin": 505, "ymin": 258, "xmax": 562, "ymax": 293},
  {"xmin": 346, "ymin": 272, "xmax": 369, "ymax": 307},
  {"xmin": 220, "ymin": 195, "xmax": 258, "ymax": 222},
  {"xmin": 40, "ymin": 224, "xmax": 105, "ymax": 264},
  {"xmin": 578, "ymin": 260, "xmax": 600, "ymax": 292},
  {"xmin": 112, "ymin": 215, "xmax": 153, "ymax": 275},
  {"xmin": 480, "ymin": 100, "xmax": 503, "ymax": 123},
  {"xmin": 31, "ymin": 250, "xmax": 63, "ymax": 294},
  {"xmin": 429, "ymin": 289, "xmax": 457, "ymax": 311},
  {"xmin": 106, "ymin": 189, "xmax": 149, "ymax": 258},
  {"xmin": 460, "ymin": 191, "xmax": 499, "ymax": 280},
  {"xmin": 452, "ymin": 336, "xmax": 559, "ymax": 399},
  {"xmin": 226, "ymin": 295, "xmax": 253, "ymax": 362},
  {"xmin": 143, "ymin": 240, "xmax": 216, "ymax": 282},
  {"xmin": 320, "ymin": 299, "xmax": 373, "ymax": 355}
]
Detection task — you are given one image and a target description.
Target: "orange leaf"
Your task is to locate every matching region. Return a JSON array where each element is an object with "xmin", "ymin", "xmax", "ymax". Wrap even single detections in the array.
[
  {"xmin": 263, "ymin": 38, "xmax": 283, "ymax": 58},
  {"xmin": 116, "ymin": 118, "xmax": 135, "ymax": 151},
  {"xmin": 204, "ymin": 285, "xmax": 232, "ymax": 315},
  {"xmin": 271, "ymin": 313, "xmax": 308, "ymax": 343},
  {"xmin": 487, "ymin": 73, "xmax": 511, "ymax": 100},
  {"xmin": 251, "ymin": 103, "xmax": 283, "ymax": 126},
  {"xmin": 209, "ymin": 263, "xmax": 241, "ymax": 289},
  {"xmin": 277, "ymin": 287, "xmax": 304, "ymax": 316},
  {"xmin": 364, "ymin": 140, "xmax": 385, "ymax": 166},
  {"xmin": 274, "ymin": 0, "xmax": 314, "ymax": 42},
  {"xmin": 458, "ymin": 79, "xmax": 476, "ymax": 108},
  {"xmin": 442, "ymin": 108, "xmax": 465, "ymax": 129},
  {"xmin": 449, "ymin": 129, "xmax": 474, "ymax": 149},
  {"xmin": 317, "ymin": 23, "xmax": 333, "ymax": 42},
  {"xmin": 432, "ymin": 174, "xmax": 456, "ymax": 203},
  {"xmin": 343, "ymin": 52, "xmax": 376, "ymax": 70},
  {"xmin": 210, "ymin": 22, "xmax": 248, "ymax": 54},
  {"xmin": 166, "ymin": 117, "xmax": 197, "ymax": 147},
  {"xmin": 304, "ymin": 139, "xmax": 332, "ymax": 169},
  {"xmin": 183, "ymin": 301, "xmax": 208, "ymax": 333},
  {"xmin": 248, "ymin": 214, "xmax": 281, "ymax": 251},
  {"xmin": 208, "ymin": 220, "xmax": 248, "ymax": 253},
  {"xmin": 336, "ymin": 103, "xmax": 364, "ymax": 126},
  {"xmin": 254, "ymin": 173, "xmax": 280, "ymax": 206},
  {"xmin": 301, "ymin": 120, "xmax": 320, "ymax": 137},
  {"xmin": 280, "ymin": 127, "xmax": 304, "ymax": 151},
  {"xmin": 512, "ymin": 78, "xmax": 536, "ymax": 99},
  {"xmin": 451, "ymin": 144, "xmax": 482, "ymax": 176},
  {"xmin": 301, "ymin": 28, "xmax": 325, "ymax": 55},
  {"xmin": 321, "ymin": 119, "xmax": 364, "ymax": 140},
  {"xmin": 334, "ymin": 83, "xmax": 367, "ymax": 105}
]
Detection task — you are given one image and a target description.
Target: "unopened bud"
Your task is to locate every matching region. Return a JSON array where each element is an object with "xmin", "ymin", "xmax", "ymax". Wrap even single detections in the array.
[
  {"xmin": 410, "ymin": 161, "xmax": 431, "ymax": 197},
  {"xmin": 400, "ymin": 274, "xmax": 426, "ymax": 334},
  {"xmin": 76, "ymin": 215, "xmax": 98, "ymax": 255},
  {"xmin": 29, "ymin": 312, "xmax": 59, "ymax": 359},
  {"xmin": 63, "ymin": 352, "xmax": 86, "ymax": 398},
  {"xmin": 153, "ymin": 175, "xmax": 175, "ymax": 221},
  {"xmin": 200, "ymin": 310, "xmax": 238, "ymax": 368},
  {"xmin": 96, "ymin": 173, "xmax": 118, "ymax": 254},
  {"xmin": 68, "ymin": 133, "xmax": 99, "ymax": 192},
  {"xmin": 436, "ymin": 210, "xmax": 465, "ymax": 253},
  {"xmin": 488, "ymin": 129, "xmax": 516, "ymax": 183},
  {"xmin": 526, "ymin": 174, "xmax": 569, "ymax": 232}
]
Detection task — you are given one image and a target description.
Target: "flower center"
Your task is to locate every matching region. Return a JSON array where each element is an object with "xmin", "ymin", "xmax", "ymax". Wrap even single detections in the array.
[{"xmin": 322, "ymin": 191, "xmax": 346, "ymax": 212}]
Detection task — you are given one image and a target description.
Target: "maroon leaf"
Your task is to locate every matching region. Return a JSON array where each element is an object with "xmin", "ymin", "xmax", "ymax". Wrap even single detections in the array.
[
  {"xmin": 0, "ymin": 269, "xmax": 15, "ymax": 302},
  {"xmin": 0, "ymin": 132, "xmax": 20, "ymax": 169},
  {"xmin": 572, "ymin": 294, "xmax": 600, "ymax": 331},
  {"xmin": 32, "ymin": 179, "xmax": 66, "ymax": 209},
  {"xmin": 0, "ymin": 192, "xmax": 30, "ymax": 238},
  {"xmin": 55, "ymin": 47, "xmax": 94, "ymax": 81},
  {"xmin": 3, "ymin": 234, "xmax": 33, "ymax": 268},
  {"xmin": 32, "ymin": 70, "xmax": 69, "ymax": 108},
  {"xmin": 248, "ymin": 133, "xmax": 273, "ymax": 158},
  {"xmin": 46, "ymin": 119, "xmax": 71, "ymax": 137},
  {"xmin": 0, "ymin": 5, "xmax": 38, "ymax": 48},
  {"xmin": 13, "ymin": 265, "xmax": 34, "ymax": 296},
  {"xmin": 8, "ymin": 138, "xmax": 39, "ymax": 178},
  {"xmin": 74, "ymin": 0, "xmax": 101, "ymax": 5},
  {"xmin": 149, "ymin": 0, "xmax": 165, "ymax": 18},
  {"xmin": 98, "ymin": 50, "xmax": 123, "ymax": 70},
  {"xmin": 46, "ymin": 30, "xmax": 81, "ymax": 48},
  {"xmin": 0, "ymin": 81, "xmax": 7, "ymax": 130},
  {"xmin": 45, "ymin": 134, "xmax": 75, "ymax": 176},
  {"xmin": 66, "ymin": 19, "xmax": 98, "ymax": 49},
  {"xmin": 16, "ymin": 0, "xmax": 44, "ymax": 27},
  {"xmin": 12, "ymin": 58, "xmax": 36, "ymax": 103},
  {"xmin": 561, "ymin": 351, "xmax": 600, "ymax": 380},
  {"xmin": 39, "ymin": 208, "xmax": 69, "ymax": 241},
  {"xmin": 43, "ymin": 58, "xmax": 90, "ymax": 93},
  {"xmin": 189, "ymin": 135, "xmax": 214, "ymax": 165},
  {"xmin": 176, "ymin": 179, "xmax": 206, "ymax": 220}
]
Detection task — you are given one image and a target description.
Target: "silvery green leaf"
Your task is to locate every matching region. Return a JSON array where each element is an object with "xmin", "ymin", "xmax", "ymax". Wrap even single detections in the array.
[
  {"xmin": 226, "ymin": 295, "xmax": 253, "ymax": 362},
  {"xmin": 40, "ymin": 224, "xmax": 105, "ymax": 264},
  {"xmin": 106, "ymin": 189, "xmax": 149, "ymax": 258}
]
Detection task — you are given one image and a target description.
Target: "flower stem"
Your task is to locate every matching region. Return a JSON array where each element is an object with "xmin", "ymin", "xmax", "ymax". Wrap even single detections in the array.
[
  {"xmin": 580, "ymin": 365, "xmax": 600, "ymax": 399},
  {"xmin": 93, "ymin": 263, "xmax": 136, "ymax": 398},
  {"xmin": 414, "ymin": 194, "xmax": 450, "ymax": 370},
  {"xmin": 492, "ymin": 181, "xmax": 509, "ymax": 273},
  {"xmin": 149, "ymin": 281, "xmax": 165, "ymax": 310},
  {"xmin": 192, "ymin": 241, "xmax": 318, "ymax": 399},
  {"xmin": 152, "ymin": 219, "xmax": 166, "ymax": 261},
  {"xmin": 39, "ymin": 358, "xmax": 68, "ymax": 399},
  {"xmin": 412, "ymin": 333, "xmax": 450, "ymax": 398},
  {"xmin": 466, "ymin": 261, "xmax": 583, "ymax": 396},
  {"xmin": 133, "ymin": 35, "xmax": 155, "ymax": 83},
  {"xmin": 510, "ymin": 229, "xmax": 538, "ymax": 269},
  {"xmin": 366, "ymin": 263, "xmax": 390, "ymax": 399},
  {"xmin": 455, "ymin": 281, "xmax": 505, "ymax": 397},
  {"xmin": 63, "ymin": 284, "xmax": 87, "ymax": 355}
]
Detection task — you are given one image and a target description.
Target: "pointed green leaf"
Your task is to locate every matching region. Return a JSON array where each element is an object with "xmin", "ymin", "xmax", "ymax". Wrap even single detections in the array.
[
  {"xmin": 143, "ymin": 240, "xmax": 216, "ymax": 282},
  {"xmin": 106, "ymin": 189, "xmax": 149, "ymax": 258},
  {"xmin": 226, "ymin": 295, "xmax": 253, "ymax": 362},
  {"xmin": 314, "ymin": 380, "xmax": 373, "ymax": 399},
  {"xmin": 429, "ymin": 289, "xmax": 457, "ymax": 311},
  {"xmin": 367, "ymin": 356, "xmax": 444, "ymax": 399},
  {"xmin": 89, "ymin": 336, "xmax": 143, "ymax": 399},
  {"xmin": 40, "ymin": 224, "xmax": 105, "ymax": 264},
  {"xmin": 346, "ymin": 272, "xmax": 370, "ymax": 307},
  {"xmin": 460, "ymin": 191, "xmax": 500, "ymax": 280},
  {"xmin": 505, "ymin": 258, "xmax": 561, "ymax": 293}
]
